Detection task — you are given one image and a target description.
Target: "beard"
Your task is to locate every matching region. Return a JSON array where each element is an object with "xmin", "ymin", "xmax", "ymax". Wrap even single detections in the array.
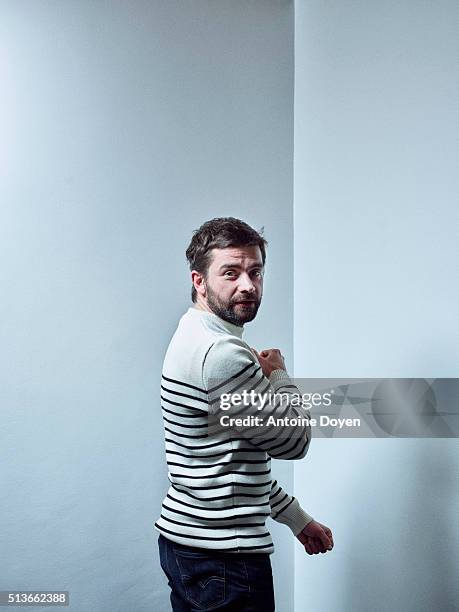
[{"xmin": 205, "ymin": 282, "xmax": 261, "ymax": 326}]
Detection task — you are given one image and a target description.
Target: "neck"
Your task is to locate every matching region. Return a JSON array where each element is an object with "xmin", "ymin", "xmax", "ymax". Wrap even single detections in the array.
[
  {"xmin": 194, "ymin": 298, "xmax": 213, "ymax": 314},
  {"xmin": 192, "ymin": 300, "xmax": 245, "ymax": 331}
]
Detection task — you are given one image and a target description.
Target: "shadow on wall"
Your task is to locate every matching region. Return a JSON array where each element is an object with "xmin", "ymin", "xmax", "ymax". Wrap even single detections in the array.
[{"xmin": 343, "ymin": 440, "xmax": 458, "ymax": 612}]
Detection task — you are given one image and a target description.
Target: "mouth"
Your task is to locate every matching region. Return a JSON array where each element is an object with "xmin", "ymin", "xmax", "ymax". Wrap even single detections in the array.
[{"xmin": 235, "ymin": 301, "xmax": 256, "ymax": 306}]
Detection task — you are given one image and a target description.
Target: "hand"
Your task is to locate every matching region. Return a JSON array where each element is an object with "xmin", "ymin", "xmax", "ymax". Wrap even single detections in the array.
[
  {"xmin": 297, "ymin": 520, "xmax": 334, "ymax": 555},
  {"xmin": 251, "ymin": 347, "xmax": 286, "ymax": 377}
]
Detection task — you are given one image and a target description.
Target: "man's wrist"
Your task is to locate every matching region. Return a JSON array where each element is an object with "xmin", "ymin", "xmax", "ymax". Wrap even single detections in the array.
[
  {"xmin": 269, "ymin": 368, "xmax": 290, "ymax": 387},
  {"xmin": 273, "ymin": 497, "xmax": 314, "ymax": 536},
  {"xmin": 268, "ymin": 368, "xmax": 292, "ymax": 391}
]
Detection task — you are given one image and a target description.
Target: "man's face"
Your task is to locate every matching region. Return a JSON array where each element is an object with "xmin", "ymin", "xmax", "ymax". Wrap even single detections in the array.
[{"xmin": 199, "ymin": 245, "xmax": 264, "ymax": 326}]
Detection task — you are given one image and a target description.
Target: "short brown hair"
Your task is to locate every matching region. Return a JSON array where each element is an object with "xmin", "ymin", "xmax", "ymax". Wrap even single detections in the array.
[{"xmin": 186, "ymin": 217, "xmax": 268, "ymax": 302}]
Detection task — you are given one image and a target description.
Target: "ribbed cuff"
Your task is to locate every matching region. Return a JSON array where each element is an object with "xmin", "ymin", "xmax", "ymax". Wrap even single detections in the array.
[
  {"xmin": 274, "ymin": 497, "xmax": 314, "ymax": 536},
  {"xmin": 269, "ymin": 369, "xmax": 292, "ymax": 389}
]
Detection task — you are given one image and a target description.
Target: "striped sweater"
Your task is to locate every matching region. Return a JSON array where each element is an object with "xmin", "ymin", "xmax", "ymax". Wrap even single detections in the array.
[{"xmin": 154, "ymin": 306, "xmax": 313, "ymax": 554}]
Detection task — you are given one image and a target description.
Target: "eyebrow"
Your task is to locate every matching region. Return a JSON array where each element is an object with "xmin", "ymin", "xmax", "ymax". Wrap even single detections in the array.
[{"xmin": 218, "ymin": 263, "xmax": 263, "ymax": 272}]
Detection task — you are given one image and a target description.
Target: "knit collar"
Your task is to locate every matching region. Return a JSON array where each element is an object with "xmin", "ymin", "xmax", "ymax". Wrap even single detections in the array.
[{"xmin": 188, "ymin": 306, "xmax": 244, "ymax": 338}]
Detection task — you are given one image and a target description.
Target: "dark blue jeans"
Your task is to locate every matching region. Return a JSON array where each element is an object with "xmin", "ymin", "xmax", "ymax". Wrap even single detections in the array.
[{"xmin": 158, "ymin": 534, "xmax": 275, "ymax": 611}]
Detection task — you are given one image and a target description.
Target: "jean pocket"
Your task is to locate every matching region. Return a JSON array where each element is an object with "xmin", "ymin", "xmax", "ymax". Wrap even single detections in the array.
[{"xmin": 174, "ymin": 549, "xmax": 226, "ymax": 610}]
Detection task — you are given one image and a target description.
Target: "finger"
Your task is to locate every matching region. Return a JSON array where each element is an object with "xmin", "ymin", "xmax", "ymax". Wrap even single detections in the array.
[
  {"xmin": 318, "ymin": 539, "xmax": 328, "ymax": 554},
  {"xmin": 315, "ymin": 537, "xmax": 328, "ymax": 554},
  {"xmin": 310, "ymin": 538, "xmax": 320, "ymax": 554},
  {"xmin": 318, "ymin": 529, "xmax": 333, "ymax": 550},
  {"xmin": 323, "ymin": 528, "xmax": 334, "ymax": 549},
  {"xmin": 317, "ymin": 525, "xmax": 333, "ymax": 550},
  {"xmin": 304, "ymin": 542, "xmax": 313, "ymax": 555}
]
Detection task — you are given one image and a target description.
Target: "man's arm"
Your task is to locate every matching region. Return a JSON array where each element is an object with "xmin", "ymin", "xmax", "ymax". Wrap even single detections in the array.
[
  {"xmin": 269, "ymin": 478, "xmax": 314, "ymax": 534},
  {"xmin": 270, "ymin": 479, "xmax": 334, "ymax": 555},
  {"xmin": 203, "ymin": 336, "xmax": 311, "ymax": 460},
  {"xmin": 203, "ymin": 336, "xmax": 334, "ymax": 554}
]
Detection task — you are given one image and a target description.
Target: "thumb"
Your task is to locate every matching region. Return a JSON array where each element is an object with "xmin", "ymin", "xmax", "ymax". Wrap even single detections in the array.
[{"xmin": 319, "ymin": 529, "xmax": 333, "ymax": 550}]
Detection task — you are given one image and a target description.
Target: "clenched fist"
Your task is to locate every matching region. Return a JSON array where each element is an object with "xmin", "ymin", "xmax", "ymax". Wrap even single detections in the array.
[
  {"xmin": 297, "ymin": 520, "xmax": 334, "ymax": 555},
  {"xmin": 251, "ymin": 347, "xmax": 286, "ymax": 377}
]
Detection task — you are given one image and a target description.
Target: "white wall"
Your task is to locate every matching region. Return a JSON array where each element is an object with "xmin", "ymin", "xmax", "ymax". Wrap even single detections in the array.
[
  {"xmin": 294, "ymin": 1, "xmax": 458, "ymax": 610},
  {"xmin": 0, "ymin": 1, "xmax": 296, "ymax": 610}
]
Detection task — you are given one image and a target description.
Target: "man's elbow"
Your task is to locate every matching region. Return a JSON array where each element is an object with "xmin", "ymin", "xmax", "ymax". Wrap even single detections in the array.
[
  {"xmin": 288, "ymin": 434, "xmax": 310, "ymax": 460},
  {"xmin": 270, "ymin": 432, "xmax": 310, "ymax": 460}
]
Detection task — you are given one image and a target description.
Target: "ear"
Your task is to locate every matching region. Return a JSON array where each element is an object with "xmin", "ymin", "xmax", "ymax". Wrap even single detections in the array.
[{"xmin": 191, "ymin": 270, "xmax": 206, "ymax": 297}]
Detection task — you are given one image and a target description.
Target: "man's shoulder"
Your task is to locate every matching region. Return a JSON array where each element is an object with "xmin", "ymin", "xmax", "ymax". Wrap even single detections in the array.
[
  {"xmin": 167, "ymin": 308, "xmax": 222, "ymax": 353},
  {"xmin": 203, "ymin": 334, "xmax": 260, "ymax": 386},
  {"xmin": 161, "ymin": 307, "xmax": 263, "ymax": 393},
  {"xmin": 162, "ymin": 310, "xmax": 244, "ymax": 384}
]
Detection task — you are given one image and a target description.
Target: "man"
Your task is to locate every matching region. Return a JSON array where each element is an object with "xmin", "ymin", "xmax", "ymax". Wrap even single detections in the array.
[{"xmin": 156, "ymin": 217, "xmax": 333, "ymax": 611}]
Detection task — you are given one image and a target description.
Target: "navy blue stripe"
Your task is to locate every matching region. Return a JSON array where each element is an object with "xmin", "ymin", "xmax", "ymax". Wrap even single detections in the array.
[
  {"xmin": 155, "ymin": 522, "xmax": 270, "ymax": 541},
  {"xmin": 161, "ymin": 384, "xmax": 209, "ymax": 405},
  {"xmin": 166, "ymin": 492, "xmax": 270, "ymax": 511},
  {"xmin": 207, "ymin": 361, "xmax": 258, "ymax": 394},
  {"xmin": 162, "ymin": 374, "xmax": 207, "ymax": 395},
  {"xmin": 271, "ymin": 496, "xmax": 295, "ymax": 519}
]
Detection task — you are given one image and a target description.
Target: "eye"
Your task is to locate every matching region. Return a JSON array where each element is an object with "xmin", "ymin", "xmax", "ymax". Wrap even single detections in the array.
[
  {"xmin": 224, "ymin": 270, "xmax": 236, "ymax": 277},
  {"xmin": 252, "ymin": 270, "xmax": 263, "ymax": 278}
]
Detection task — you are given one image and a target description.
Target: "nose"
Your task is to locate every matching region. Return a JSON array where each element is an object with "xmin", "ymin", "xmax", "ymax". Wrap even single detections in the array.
[{"xmin": 238, "ymin": 273, "xmax": 256, "ymax": 294}]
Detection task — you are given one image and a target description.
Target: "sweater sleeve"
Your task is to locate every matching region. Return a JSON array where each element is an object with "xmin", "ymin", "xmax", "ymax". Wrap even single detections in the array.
[
  {"xmin": 203, "ymin": 336, "xmax": 312, "ymax": 460},
  {"xmin": 269, "ymin": 479, "xmax": 314, "ymax": 535}
]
